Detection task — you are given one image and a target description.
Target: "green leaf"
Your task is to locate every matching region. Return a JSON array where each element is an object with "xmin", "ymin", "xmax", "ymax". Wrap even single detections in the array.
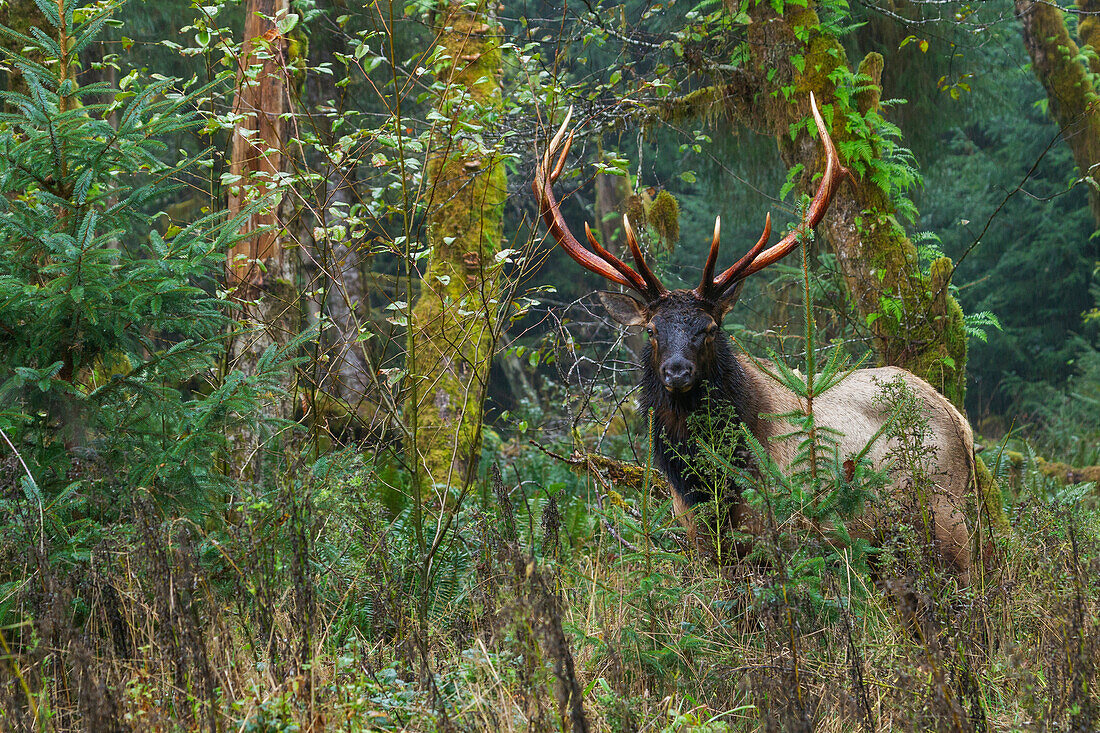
[{"xmin": 276, "ymin": 12, "xmax": 299, "ymax": 35}]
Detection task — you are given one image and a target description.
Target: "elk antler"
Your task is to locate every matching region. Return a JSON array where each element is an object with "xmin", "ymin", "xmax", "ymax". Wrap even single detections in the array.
[
  {"xmin": 695, "ymin": 92, "xmax": 848, "ymax": 302},
  {"xmin": 533, "ymin": 107, "xmax": 669, "ymax": 302}
]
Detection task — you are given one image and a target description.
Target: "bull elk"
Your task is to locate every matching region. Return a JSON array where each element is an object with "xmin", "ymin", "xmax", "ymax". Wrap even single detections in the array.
[{"xmin": 533, "ymin": 95, "xmax": 974, "ymax": 582}]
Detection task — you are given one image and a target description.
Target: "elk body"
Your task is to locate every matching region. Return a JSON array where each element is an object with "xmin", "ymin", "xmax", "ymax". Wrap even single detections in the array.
[{"xmin": 534, "ymin": 96, "xmax": 974, "ymax": 581}]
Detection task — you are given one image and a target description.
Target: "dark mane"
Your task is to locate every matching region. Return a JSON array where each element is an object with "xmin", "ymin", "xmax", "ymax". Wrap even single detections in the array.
[{"xmin": 638, "ymin": 333, "xmax": 750, "ymax": 508}]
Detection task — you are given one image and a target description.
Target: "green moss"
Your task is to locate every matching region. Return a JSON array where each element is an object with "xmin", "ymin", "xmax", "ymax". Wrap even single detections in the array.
[
  {"xmin": 657, "ymin": 86, "xmax": 722, "ymax": 126},
  {"xmin": 0, "ymin": 0, "xmax": 46, "ymax": 96},
  {"xmin": 1022, "ymin": 0, "xmax": 1100, "ymax": 220},
  {"xmin": 1037, "ymin": 457, "xmax": 1100, "ymax": 483},
  {"xmin": 407, "ymin": 1, "xmax": 506, "ymax": 486},
  {"xmin": 625, "ymin": 194, "xmax": 647, "ymax": 234},
  {"xmin": 855, "ymin": 52, "xmax": 883, "ymax": 113},
  {"xmin": 1079, "ymin": 0, "xmax": 1100, "ymax": 74},
  {"xmin": 647, "ymin": 190, "xmax": 680, "ymax": 252}
]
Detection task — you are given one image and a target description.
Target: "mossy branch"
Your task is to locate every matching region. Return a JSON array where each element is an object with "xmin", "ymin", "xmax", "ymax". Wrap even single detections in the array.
[
  {"xmin": 527, "ymin": 442, "xmax": 671, "ymax": 497},
  {"xmin": 1017, "ymin": 0, "xmax": 1100, "ymax": 224}
]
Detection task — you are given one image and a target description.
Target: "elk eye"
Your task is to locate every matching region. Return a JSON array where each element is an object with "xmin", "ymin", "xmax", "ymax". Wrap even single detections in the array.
[{"xmin": 645, "ymin": 325, "xmax": 655, "ymax": 337}]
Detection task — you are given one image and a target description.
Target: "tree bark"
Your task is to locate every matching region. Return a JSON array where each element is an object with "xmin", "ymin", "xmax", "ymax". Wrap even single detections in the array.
[
  {"xmin": 406, "ymin": 0, "xmax": 506, "ymax": 489},
  {"xmin": 1016, "ymin": 0, "xmax": 1100, "ymax": 224},
  {"xmin": 594, "ymin": 167, "xmax": 632, "ymax": 252},
  {"xmin": 227, "ymin": 0, "xmax": 290, "ymax": 291},
  {"xmin": 225, "ymin": 0, "xmax": 300, "ymax": 474}
]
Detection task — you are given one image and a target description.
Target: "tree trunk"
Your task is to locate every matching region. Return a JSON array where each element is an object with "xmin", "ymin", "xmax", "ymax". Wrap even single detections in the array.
[
  {"xmin": 318, "ymin": 166, "xmax": 374, "ymax": 401},
  {"xmin": 406, "ymin": 0, "xmax": 506, "ymax": 489},
  {"xmin": 0, "ymin": 0, "xmax": 44, "ymax": 98},
  {"xmin": 225, "ymin": 0, "xmax": 300, "ymax": 474},
  {"xmin": 1016, "ymin": 0, "xmax": 1100, "ymax": 224},
  {"xmin": 594, "ymin": 165, "xmax": 632, "ymax": 250},
  {"xmin": 1078, "ymin": 0, "xmax": 1100, "ymax": 74},
  {"xmin": 727, "ymin": 3, "xmax": 969, "ymax": 408},
  {"xmin": 656, "ymin": 1, "xmax": 1004, "ymax": 525}
]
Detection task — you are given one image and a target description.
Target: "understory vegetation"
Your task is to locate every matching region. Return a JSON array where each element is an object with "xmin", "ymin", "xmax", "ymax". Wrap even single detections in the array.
[
  {"xmin": 3, "ymin": 395, "xmax": 1099, "ymax": 731},
  {"xmin": 2, "ymin": 0, "xmax": 1099, "ymax": 730}
]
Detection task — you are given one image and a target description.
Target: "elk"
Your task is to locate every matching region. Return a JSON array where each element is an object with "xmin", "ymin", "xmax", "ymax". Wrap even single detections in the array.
[{"xmin": 533, "ymin": 95, "xmax": 974, "ymax": 581}]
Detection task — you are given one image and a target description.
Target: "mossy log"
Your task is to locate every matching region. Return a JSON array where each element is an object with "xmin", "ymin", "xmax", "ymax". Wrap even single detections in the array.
[
  {"xmin": 989, "ymin": 448, "xmax": 1100, "ymax": 488},
  {"xmin": 529, "ymin": 443, "xmax": 671, "ymax": 498},
  {"xmin": 1037, "ymin": 458, "xmax": 1100, "ymax": 484}
]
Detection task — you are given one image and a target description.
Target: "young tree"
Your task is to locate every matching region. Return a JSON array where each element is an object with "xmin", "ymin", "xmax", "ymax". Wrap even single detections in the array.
[{"xmin": 0, "ymin": 1, "xmax": 278, "ymax": 527}]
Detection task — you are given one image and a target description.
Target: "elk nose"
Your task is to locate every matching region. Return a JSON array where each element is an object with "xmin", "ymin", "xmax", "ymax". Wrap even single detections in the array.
[{"xmin": 661, "ymin": 359, "xmax": 695, "ymax": 392}]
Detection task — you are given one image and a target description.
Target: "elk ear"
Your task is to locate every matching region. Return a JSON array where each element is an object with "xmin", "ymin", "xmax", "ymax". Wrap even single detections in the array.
[
  {"xmin": 714, "ymin": 281, "xmax": 745, "ymax": 319},
  {"xmin": 597, "ymin": 291, "xmax": 647, "ymax": 326}
]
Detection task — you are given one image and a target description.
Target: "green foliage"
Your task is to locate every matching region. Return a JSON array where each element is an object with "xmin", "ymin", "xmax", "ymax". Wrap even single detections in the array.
[
  {"xmin": 1007, "ymin": 345, "xmax": 1100, "ymax": 466},
  {"xmin": 821, "ymin": 66, "xmax": 922, "ymax": 222},
  {"xmin": 0, "ymin": 2, "xmax": 284, "ymax": 560},
  {"xmin": 921, "ymin": 93, "xmax": 1099, "ymax": 416}
]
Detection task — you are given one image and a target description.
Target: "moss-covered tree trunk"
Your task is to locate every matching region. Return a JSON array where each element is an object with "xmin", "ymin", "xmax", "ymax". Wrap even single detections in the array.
[
  {"xmin": 226, "ymin": 0, "xmax": 300, "ymax": 473},
  {"xmin": 658, "ymin": 1, "xmax": 1003, "ymax": 526},
  {"xmin": 406, "ymin": 0, "xmax": 505, "ymax": 489},
  {"xmin": 730, "ymin": 3, "xmax": 967, "ymax": 407},
  {"xmin": 0, "ymin": 0, "xmax": 45, "ymax": 98},
  {"xmin": 1016, "ymin": 0, "xmax": 1100, "ymax": 225},
  {"xmin": 1077, "ymin": 0, "xmax": 1100, "ymax": 74}
]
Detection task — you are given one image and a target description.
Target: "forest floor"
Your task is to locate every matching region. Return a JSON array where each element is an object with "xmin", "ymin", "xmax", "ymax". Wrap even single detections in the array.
[{"xmin": 3, "ymin": 444, "xmax": 1098, "ymax": 733}]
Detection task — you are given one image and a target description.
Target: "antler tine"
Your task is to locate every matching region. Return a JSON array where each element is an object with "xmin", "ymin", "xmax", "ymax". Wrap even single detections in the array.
[
  {"xmin": 694, "ymin": 216, "xmax": 722, "ymax": 299},
  {"xmin": 584, "ymin": 222, "xmax": 649, "ymax": 292},
  {"xmin": 545, "ymin": 105, "xmax": 573, "ymax": 176},
  {"xmin": 532, "ymin": 107, "xmax": 667, "ymax": 299},
  {"xmin": 732, "ymin": 92, "xmax": 848, "ymax": 281},
  {"xmin": 709, "ymin": 212, "xmax": 772, "ymax": 297},
  {"xmin": 549, "ymin": 132, "xmax": 573, "ymax": 182},
  {"xmin": 623, "ymin": 214, "xmax": 669, "ymax": 297},
  {"xmin": 533, "ymin": 108, "xmax": 631, "ymax": 287}
]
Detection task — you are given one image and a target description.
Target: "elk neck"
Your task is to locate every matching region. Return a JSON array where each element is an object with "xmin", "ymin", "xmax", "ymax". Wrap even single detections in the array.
[{"xmin": 639, "ymin": 333, "xmax": 757, "ymax": 508}]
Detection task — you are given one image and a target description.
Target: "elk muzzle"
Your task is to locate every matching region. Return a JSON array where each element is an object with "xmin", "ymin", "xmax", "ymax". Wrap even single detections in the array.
[{"xmin": 660, "ymin": 356, "xmax": 697, "ymax": 393}]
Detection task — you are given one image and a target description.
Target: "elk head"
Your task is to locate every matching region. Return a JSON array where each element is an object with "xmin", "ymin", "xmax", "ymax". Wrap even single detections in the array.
[{"xmin": 533, "ymin": 94, "xmax": 847, "ymax": 394}]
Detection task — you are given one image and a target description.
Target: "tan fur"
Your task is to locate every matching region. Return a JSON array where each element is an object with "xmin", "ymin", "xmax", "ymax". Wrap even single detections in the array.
[{"xmin": 689, "ymin": 355, "xmax": 975, "ymax": 583}]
